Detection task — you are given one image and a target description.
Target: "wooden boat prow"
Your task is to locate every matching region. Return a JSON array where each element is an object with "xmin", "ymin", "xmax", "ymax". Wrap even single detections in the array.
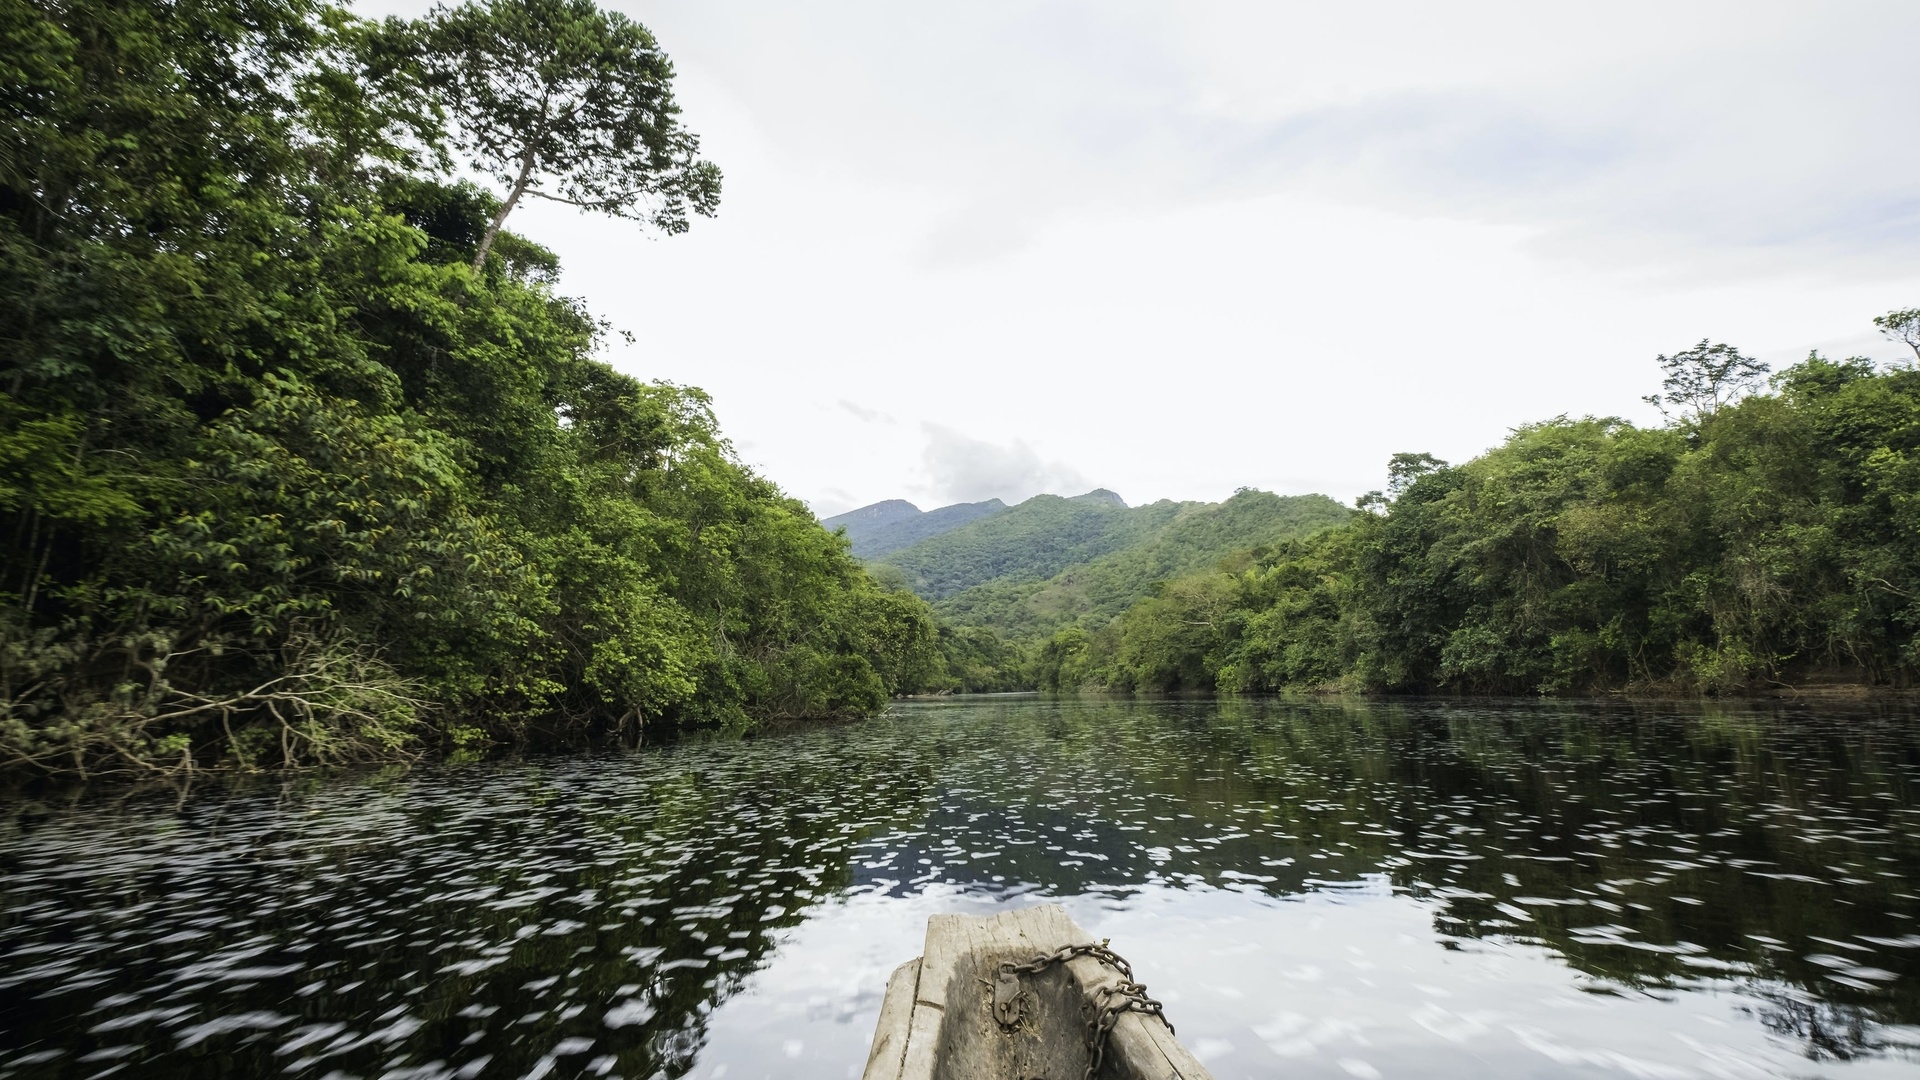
[{"xmin": 863, "ymin": 905, "xmax": 1213, "ymax": 1080}]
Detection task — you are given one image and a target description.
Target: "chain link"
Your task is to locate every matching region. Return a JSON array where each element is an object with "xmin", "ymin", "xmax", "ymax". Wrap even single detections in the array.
[{"xmin": 995, "ymin": 940, "xmax": 1174, "ymax": 1080}]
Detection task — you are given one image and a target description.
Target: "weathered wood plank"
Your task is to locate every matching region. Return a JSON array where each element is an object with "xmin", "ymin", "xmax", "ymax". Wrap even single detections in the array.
[
  {"xmin": 866, "ymin": 904, "xmax": 1214, "ymax": 1080},
  {"xmin": 899, "ymin": 998, "xmax": 943, "ymax": 1080},
  {"xmin": 1062, "ymin": 947, "xmax": 1210, "ymax": 1080},
  {"xmin": 1108, "ymin": 1006, "xmax": 1211, "ymax": 1079},
  {"xmin": 916, "ymin": 914, "xmax": 965, "ymax": 1011},
  {"xmin": 861, "ymin": 958, "xmax": 921, "ymax": 1080}
]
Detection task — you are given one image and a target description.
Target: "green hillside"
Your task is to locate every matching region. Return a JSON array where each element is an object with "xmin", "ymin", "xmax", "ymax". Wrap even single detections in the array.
[
  {"xmin": 828, "ymin": 498, "xmax": 1008, "ymax": 558},
  {"xmin": 875, "ymin": 490, "xmax": 1183, "ymax": 600},
  {"xmin": 933, "ymin": 490, "xmax": 1353, "ymax": 641}
]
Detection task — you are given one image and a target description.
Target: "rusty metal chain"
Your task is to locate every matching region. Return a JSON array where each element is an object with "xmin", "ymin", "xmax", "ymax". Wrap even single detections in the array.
[
  {"xmin": 1000, "ymin": 940, "xmax": 1135, "ymax": 980},
  {"xmin": 1084, "ymin": 978, "xmax": 1172, "ymax": 1079},
  {"xmin": 994, "ymin": 939, "xmax": 1174, "ymax": 1080}
]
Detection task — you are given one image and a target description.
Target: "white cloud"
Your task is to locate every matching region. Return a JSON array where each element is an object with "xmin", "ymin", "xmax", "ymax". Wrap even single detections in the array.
[
  {"xmin": 804, "ymin": 486, "xmax": 859, "ymax": 520},
  {"xmin": 917, "ymin": 425, "xmax": 1091, "ymax": 506},
  {"xmin": 358, "ymin": 0, "xmax": 1920, "ymax": 511},
  {"xmin": 614, "ymin": 1, "xmax": 1920, "ymax": 274},
  {"xmin": 836, "ymin": 399, "xmax": 893, "ymax": 424}
]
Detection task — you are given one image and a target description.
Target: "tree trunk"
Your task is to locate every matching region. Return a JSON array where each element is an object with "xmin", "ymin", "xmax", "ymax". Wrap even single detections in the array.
[{"xmin": 472, "ymin": 148, "xmax": 538, "ymax": 273}]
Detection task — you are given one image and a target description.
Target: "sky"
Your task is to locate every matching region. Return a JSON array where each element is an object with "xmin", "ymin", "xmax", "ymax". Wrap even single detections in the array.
[{"xmin": 369, "ymin": 1, "xmax": 1920, "ymax": 516}]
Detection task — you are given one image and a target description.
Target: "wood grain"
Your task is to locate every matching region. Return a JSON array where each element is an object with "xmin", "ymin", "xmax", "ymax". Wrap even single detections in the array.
[{"xmin": 861, "ymin": 905, "xmax": 1214, "ymax": 1080}]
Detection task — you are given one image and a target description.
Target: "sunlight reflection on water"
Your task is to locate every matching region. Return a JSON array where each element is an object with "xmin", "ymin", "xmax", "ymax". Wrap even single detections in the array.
[{"xmin": 708, "ymin": 879, "xmax": 1920, "ymax": 1080}]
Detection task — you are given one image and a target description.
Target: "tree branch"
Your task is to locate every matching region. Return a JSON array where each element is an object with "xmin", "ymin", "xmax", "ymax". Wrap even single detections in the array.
[{"xmin": 472, "ymin": 144, "xmax": 539, "ymax": 272}]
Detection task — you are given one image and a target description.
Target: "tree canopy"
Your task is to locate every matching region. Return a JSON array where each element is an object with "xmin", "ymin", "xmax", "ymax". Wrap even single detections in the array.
[
  {"xmin": 0, "ymin": 0, "xmax": 931, "ymax": 777},
  {"xmin": 1876, "ymin": 309, "xmax": 1920, "ymax": 363},
  {"xmin": 416, "ymin": 0, "xmax": 722, "ymax": 270},
  {"xmin": 1643, "ymin": 340, "xmax": 1770, "ymax": 420},
  {"xmin": 1037, "ymin": 333, "xmax": 1920, "ymax": 696}
]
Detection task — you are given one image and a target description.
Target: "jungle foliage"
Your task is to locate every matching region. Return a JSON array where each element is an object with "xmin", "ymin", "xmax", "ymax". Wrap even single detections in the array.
[
  {"xmin": 1043, "ymin": 341, "xmax": 1920, "ymax": 696},
  {"xmin": 0, "ymin": 0, "xmax": 941, "ymax": 775},
  {"xmin": 852, "ymin": 488, "xmax": 1349, "ymax": 690},
  {"xmin": 933, "ymin": 489, "xmax": 1353, "ymax": 644},
  {"xmin": 873, "ymin": 490, "xmax": 1166, "ymax": 601}
]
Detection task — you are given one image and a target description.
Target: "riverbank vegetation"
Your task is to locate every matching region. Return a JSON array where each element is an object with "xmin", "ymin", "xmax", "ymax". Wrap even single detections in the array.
[
  {"xmin": 840, "ymin": 488, "xmax": 1351, "ymax": 692},
  {"xmin": 1037, "ymin": 332, "xmax": 1920, "ymax": 695},
  {"xmin": 0, "ymin": 0, "xmax": 944, "ymax": 776}
]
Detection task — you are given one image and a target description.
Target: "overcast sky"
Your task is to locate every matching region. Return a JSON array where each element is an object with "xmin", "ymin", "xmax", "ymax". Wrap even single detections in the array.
[{"xmin": 370, "ymin": 1, "xmax": 1920, "ymax": 516}]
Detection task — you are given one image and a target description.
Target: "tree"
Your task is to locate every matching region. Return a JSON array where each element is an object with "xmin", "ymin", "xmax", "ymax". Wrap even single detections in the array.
[
  {"xmin": 1874, "ymin": 308, "xmax": 1920, "ymax": 364},
  {"xmin": 0, "ymin": 0, "xmax": 937, "ymax": 776},
  {"xmin": 1386, "ymin": 452, "xmax": 1448, "ymax": 498},
  {"xmin": 418, "ymin": 0, "xmax": 722, "ymax": 272},
  {"xmin": 1642, "ymin": 340, "xmax": 1769, "ymax": 420}
]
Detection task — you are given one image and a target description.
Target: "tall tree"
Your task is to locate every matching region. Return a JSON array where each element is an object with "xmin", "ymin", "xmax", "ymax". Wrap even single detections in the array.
[
  {"xmin": 1642, "ymin": 340, "xmax": 1769, "ymax": 420},
  {"xmin": 1386, "ymin": 452, "xmax": 1448, "ymax": 497},
  {"xmin": 1875, "ymin": 308, "xmax": 1920, "ymax": 364},
  {"xmin": 418, "ymin": 0, "xmax": 722, "ymax": 272},
  {"xmin": 0, "ymin": 0, "xmax": 940, "ymax": 776}
]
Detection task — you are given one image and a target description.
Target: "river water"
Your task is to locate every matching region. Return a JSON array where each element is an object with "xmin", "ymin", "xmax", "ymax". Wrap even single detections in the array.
[{"xmin": 2, "ymin": 697, "xmax": 1918, "ymax": 1080}]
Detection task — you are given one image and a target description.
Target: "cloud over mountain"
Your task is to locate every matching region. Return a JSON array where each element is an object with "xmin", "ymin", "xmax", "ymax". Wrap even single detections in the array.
[{"xmin": 918, "ymin": 424, "xmax": 1090, "ymax": 505}]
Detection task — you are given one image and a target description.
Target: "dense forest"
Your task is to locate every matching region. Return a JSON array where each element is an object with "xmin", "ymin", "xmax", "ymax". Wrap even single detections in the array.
[
  {"xmin": 1037, "ymin": 334, "xmax": 1920, "ymax": 695},
  {"xmin": 0, "ymin": 0, "xmax": 949, "ymax": 776},
  {"xmin": 861, "ymin": 488, "xmax": 1345, "ymax": 602},
  {"xmin": 929, "ymin": 489, "xmax": 1352, "ymax": 641},
  {"xmin": 820, "ymin": 488, "xmax": 1351, "ymax": 692},
  {"xmin": 873, "ymin": 489, "xmax": 1155, "ymax": 600}
]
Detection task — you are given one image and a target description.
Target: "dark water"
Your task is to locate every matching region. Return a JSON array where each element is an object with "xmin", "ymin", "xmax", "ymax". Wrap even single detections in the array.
[{"xmin": 3, "ymin": 698, "xmax": 1919, "ymax": 1080}]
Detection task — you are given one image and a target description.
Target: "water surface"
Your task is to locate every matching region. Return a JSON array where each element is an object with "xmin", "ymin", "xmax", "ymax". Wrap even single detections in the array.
[{"xmin": 3, "ymin": 697, "xmax": 1918, "ymax": 1079}]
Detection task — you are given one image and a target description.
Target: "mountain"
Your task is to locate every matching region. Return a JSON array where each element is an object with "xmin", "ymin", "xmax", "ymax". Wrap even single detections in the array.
[
  {"xmin": 1071, "ymin": 488, "xmax": 1127, "ymax": 508},
  {"xmin": 841, "ymin": 486, "xmax": 1352, "ymax": 647},
  {"xmin": 857, "ymin": 499, "xmax": 1009, "ymax": 558},
  {"xmin": 874, "ymin": 491, "xmax": 1183, "ymax": 600},
  {"xmin": 821, "ymin": 499, "xmax": 921, "ymax": 533},
  {"xmin": 822, "ymin": 498, "xmax": 1009, "ymax": 558},
  {"xmin": 930, "ymin": 489, "xmax": 1354, "ymax": 641}
]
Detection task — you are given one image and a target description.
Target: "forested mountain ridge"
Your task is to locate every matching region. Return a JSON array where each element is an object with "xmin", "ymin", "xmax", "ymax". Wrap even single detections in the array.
[
  {"xmin": 935, "ymin": 489, "xmax": 1353, "ymax": 642},
  {"xmin": 822, "ymin": 498, "xmax": 1008, "ymax": 558},
  {"xmin": 854, "ymin": 487, "xmax": 1350, "ymax": 693},
  {"xmin": 0, "ymin": 0, "xmax": 949, "ymax": 776},
  {"xmin": 874, "ymin": 492, "xmax": 1181, "ymax": 600},
  {"xmin": 820, "ymin": 499, "xmax": 921, "ymax": 534}
]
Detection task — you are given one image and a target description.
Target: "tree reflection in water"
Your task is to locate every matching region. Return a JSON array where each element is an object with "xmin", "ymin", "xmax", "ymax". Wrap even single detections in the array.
[{"xmin": 0, "ymin": 698, "xmax": 1915, "ymax": 1078}]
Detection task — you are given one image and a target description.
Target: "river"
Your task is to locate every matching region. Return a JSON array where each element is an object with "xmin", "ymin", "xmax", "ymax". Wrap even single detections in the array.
[{"xmin": 1, "ymin": 697, "xmax": 1917, "ymax": 1079}]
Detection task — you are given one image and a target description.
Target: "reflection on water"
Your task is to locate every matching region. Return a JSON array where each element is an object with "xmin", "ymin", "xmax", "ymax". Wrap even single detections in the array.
[{"xmin": 2, "ymin": 698, "xmax": 1918, "ymax": 1079}]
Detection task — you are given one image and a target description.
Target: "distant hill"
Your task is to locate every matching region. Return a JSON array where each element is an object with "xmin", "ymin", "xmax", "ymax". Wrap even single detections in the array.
[
  {"xmin": 874, "ymin": 491, "xmax": 1185, "ymax": 600},
  {"xmin": 822, "ymin": 498, "xmax": 1008, "ymax": 558},
  {"xmin": 904, "ymin": 489, "xmax": 1355, "ymax": 640},
  {"xmin": 1071, "ymin": 488, "xmax": 1127, "ymax": 508},
  {"xmin": 821, "ymin": 499, "xmax": 921, "ymax": 533}
]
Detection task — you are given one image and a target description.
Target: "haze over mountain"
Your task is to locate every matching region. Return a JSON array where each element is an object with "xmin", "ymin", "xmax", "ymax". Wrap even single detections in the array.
[{"xmin": 820, "ymin": 497, "xmax": 1010, "ymax": 558}]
